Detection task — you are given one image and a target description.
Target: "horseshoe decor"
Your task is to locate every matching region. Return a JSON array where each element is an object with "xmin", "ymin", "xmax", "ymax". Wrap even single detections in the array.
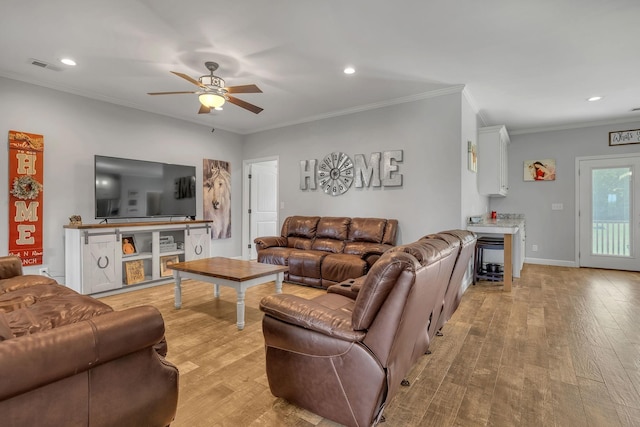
[{"xmin": 97, "ymin": 256, "xmax": 109, "ymax": 269}]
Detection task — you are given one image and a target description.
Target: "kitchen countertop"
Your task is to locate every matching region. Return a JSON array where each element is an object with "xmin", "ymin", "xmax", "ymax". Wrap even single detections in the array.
[{"xmin": 467, "ymin": 214, "xmax": 524, "ymax": 234}]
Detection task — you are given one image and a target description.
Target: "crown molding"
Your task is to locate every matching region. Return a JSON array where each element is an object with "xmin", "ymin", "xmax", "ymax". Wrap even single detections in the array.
[
  {"xmin": 510, "ymin": 116, "xmax": 640, "ymax": 135},
  {"xmin": 247, "ymin": 84, "xmax": 466, "ymax": 134}
]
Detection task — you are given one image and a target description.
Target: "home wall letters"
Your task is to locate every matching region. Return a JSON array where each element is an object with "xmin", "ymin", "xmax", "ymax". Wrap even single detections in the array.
[{"xmin": 300, "ymin": 150, "xmax": 403, "ymax": 196}]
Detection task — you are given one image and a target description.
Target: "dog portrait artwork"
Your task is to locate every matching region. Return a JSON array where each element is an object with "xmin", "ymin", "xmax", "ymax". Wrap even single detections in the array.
[{"xmin": 203, "ymin": 159, "xmax": 231, "ymax": 239}]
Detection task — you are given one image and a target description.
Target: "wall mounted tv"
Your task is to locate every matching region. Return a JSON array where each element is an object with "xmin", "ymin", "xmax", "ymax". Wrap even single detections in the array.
[{"xmin": 95, "ymin": 155, "xmax": 196, "ymax": 220}]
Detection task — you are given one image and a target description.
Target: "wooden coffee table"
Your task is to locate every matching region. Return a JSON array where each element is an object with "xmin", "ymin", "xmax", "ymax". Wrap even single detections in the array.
[{"xmin": 168, "ymin": 257, "xmax": 288, "ymax": 330}]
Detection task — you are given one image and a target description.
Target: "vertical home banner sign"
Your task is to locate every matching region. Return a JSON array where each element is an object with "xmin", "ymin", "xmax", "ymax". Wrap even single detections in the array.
[{"xmin": 8, "ymin": 130, "xmax": 44, "ymax": 266}]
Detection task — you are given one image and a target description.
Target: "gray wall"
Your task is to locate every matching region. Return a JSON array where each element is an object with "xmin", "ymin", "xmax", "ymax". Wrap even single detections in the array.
[
  {"xmin": 0, "ymin": 76, "xmax": 244, "ymax": 281},
  {"xmin": 490, "ymin": 121, "xmax": 640, "ymax": 265},
  {"xmin": 243, "ymin": 91, "xmax": 483, "ymax": 243},
  {"xmin": 12, "ymin": 69, "xmax": 627, "ymax": 274},
  {"xmin": 461, "ymin": 91, "xmax": 489, "ymax": 221}
]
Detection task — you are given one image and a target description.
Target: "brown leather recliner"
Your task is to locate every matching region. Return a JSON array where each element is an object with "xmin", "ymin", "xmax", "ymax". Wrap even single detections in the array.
[
  {"xmin": 259, "ymin": 237, "xmax": 458, "ymax": 427},
  {"xmin": 422, "ymin": 230, "xmax": 477, "ymax": 334},
  {"xmin": 327, "ymin": 229, "xmax": 477, "ymax": 349}
]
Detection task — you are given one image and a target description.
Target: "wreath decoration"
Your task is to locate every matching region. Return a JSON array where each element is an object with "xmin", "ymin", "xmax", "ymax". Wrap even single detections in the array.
[{"xmin": 10, "ymin": 175, "xmax": 43, "ymax": 200}]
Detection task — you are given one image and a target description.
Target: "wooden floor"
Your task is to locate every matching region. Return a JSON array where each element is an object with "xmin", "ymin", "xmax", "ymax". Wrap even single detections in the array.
[{"xmin": 100, "ymin": 264, "xmax": 640, "ymax": 427}]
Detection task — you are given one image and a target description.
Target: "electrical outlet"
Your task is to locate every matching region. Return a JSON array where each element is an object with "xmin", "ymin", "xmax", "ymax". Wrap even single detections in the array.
[
  {"xmin": 552, "ymin": 203, "xmax": 564, "ymax": 210},
  {"xmin": 532, "ymin": 244, "xmax": 538, "ymax": 252},
  {"xmin": 38, "ymin": 267, "xmax": 49, "ymax": 276}
]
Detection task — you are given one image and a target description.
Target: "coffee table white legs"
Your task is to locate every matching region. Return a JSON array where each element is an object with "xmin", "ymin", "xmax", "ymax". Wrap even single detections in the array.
[
  {"xmin": 174, "ymin": 271, "xmax": 182, "ymax": 309},
  {"xmin": 236, "ymin": 289, "xmax": 246, "ymax": 330},
  {"xmin": 172, "ymin": 270, "xmax": 286, "ymax": 330}
]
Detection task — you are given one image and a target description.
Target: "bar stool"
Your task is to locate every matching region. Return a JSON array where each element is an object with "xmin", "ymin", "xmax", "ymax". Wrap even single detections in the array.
[{"xmin": 473, "ymin": 236, "xmax": 504, "ymax": 284}]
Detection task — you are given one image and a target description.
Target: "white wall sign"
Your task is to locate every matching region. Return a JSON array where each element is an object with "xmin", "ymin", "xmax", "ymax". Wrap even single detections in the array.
[{"xmin": 609, "ymin": 129, "xmax": 640, "ymax": 146}]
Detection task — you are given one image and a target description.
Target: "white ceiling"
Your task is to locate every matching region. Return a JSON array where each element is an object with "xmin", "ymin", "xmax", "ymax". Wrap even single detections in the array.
[{"xmin": 2, "ymin": 0, "xmax": 639, "ymax": 135}]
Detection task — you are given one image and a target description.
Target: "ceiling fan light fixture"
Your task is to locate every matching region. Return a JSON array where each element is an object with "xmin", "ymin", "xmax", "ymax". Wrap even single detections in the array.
[{"xmin": 199, "ymin": 93, "xmax": 226, "ymax": 108}]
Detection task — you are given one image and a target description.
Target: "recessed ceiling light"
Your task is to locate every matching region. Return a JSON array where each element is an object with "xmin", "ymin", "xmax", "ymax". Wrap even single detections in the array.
[
  {"xmin": 587, "ymin": 96, "xmax": 602, "ymax": 102},
  {"xmin": 60, "ymin": 58, "xmax": 76, "ymax": 66},
  {"xmin": 343, "ymin": 66, "xmax": 355, "ymax": 75}
]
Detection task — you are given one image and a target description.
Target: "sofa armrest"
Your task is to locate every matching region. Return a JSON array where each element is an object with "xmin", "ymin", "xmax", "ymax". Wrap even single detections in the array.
[
  {"xmin": 0, "ymin": 256, "xmax": 23, "ymax": 280},
  {"xmin": 254, "ymin": 236, "xmax": 288, "ymax": 251},
  {"xmin": 358, "ymin": 244, "xmax": 394, "ymax": 268},
  {"xmin": 260, "ymin": 294, "xmax": 365, "ymax": 341},
  {"xmin": 0, "ymin": 305, "xmax": 166, "ymax": 401}
]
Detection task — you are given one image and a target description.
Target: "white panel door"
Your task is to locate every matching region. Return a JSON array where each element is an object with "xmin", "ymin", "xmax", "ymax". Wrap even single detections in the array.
[
  {"xmin": 250, "ymin": 161, "xmax": 278, "ymax": 259},
  {"xmin": 578, "ymin": 155, "xmax": 640, "ymax": 271}
]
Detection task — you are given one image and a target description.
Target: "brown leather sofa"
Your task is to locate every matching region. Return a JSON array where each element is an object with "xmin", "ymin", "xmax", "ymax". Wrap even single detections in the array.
[
  {"xmin": 259, "ymin": 236, "xmax": 459, "ymax": 427},
  {"xmin": 254, "ymin": 216, "xmax": 398, "ymax": 288},
  {"xmin": 0, "ymin": 256, "xmax": 178, "ymax": 427}
]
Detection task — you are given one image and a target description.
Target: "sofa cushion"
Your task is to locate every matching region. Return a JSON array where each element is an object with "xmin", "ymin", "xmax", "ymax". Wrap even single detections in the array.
[
  {"xmin": 0, "ymin": 275, "xmax": 58, "ymax": 295},
  {"xmin": 343, "ymin": 241, "xmax": 390, "ymax": 257},
  {"xmin": 5, "ymin": 286, "xmax": 113, "ymax": 337},
  {"xmin": 321, "ymin": 254, "xmax": 367, "ymax": 284},
  {"xmin": 287, "ymin": 237, "xmax": 313, "ymax": 250},
  {"xmin": 0, "ymin": 256, "xmax": 23, "ymax": 280},
  {"xmin": 0, "ymin": 313, "xmax": 12, "ymax": 341},
  {"xmin": 0, "ymin": 283, "xmax": 78, "ymax": 313},
  {"xmin": 288, "ymin": 250, "xmax": 329, "ymax": 279},
  {"xmin": 311, "ymin": 238, "xmax": 345, "ymax": 254},
  {"xmin": 257, "ymin": 247, "xmax": 296, "ymax": 266},
  {"xmin": 349, "ymin": 218, "xmax": 387, "ymax": 243},
  {"xmin": 286, "ymin": 216, "xmax": 320, "ymax": 238},
  {"xmin": 352, "ymin": 251, "xmax": 418, "ymax": 330},
  {"xmin": 316, "ymin": 217, "xmax": 350, "ymax": 240}
]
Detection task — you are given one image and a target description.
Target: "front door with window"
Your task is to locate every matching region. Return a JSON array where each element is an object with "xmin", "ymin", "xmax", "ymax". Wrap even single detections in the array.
[{"xmin": 578, "ymin": 155, "xmax": 640, "ymax": 271}]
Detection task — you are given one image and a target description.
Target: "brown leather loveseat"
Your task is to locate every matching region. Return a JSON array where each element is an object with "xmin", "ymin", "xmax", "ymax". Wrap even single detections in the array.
[
  {"xmin": 259, "ymin": 235, "xmax": 463, "ymax": 427},
  {"xmin": 0, "ymin": 256, "xmax": 178, "ymax": 427},
  {"xmin": 254, "ymin": 216, "xmax": 398, "ymax": 288}
]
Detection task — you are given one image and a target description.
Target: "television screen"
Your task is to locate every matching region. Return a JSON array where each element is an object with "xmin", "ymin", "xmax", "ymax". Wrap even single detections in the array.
[{"xmin": 95, "ymin": 155, "xmax": 196, "ymax": 219}]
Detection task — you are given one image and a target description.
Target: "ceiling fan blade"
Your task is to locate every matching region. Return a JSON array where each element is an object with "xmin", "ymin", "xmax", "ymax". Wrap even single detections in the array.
[
  {"xmin": 171, "ymin": 71, "xmax": 205, "ymax": 88},
  {"xmin": 227, "ymin": 96, "xmax": 264, "ymax": 114},
  {"xmin": 147, "ymin": 91, "xmax": 197, "ymax": 95},
  {"xmin": 226, "ymin": 84, "xmax": 262, "ymax": 94},
  {"xmin": 198, "ymin": 104, "xmax": 211, "ymax": 114}
]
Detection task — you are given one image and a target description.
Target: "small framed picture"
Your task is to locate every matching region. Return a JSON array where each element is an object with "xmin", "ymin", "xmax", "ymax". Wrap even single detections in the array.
[
  {"xmin": 467, "ymin": 140, "xmax": 477, "ymax": 172},
  {"xmin": 524, "ymin": 159, "xmax": 556, "ymax": 181},
  {"xmin": 122, "ymin": 235, "xmax": 137, "ymax": 255},
  {"xmin": 124, "ymin": 260, "xmax": 145, "ymax": 285},
  {"xmin": 160, "ymin": 255, "xmax": 179, "ymax": 277}
]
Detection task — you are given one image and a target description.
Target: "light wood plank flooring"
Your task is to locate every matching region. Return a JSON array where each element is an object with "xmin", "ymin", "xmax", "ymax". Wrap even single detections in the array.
[{"xmin": 100, "ymin": 264, "xmax": 640, "ymax": 427}]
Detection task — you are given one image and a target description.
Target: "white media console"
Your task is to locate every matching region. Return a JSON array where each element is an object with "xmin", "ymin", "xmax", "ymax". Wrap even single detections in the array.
[{"xmin": 64, "ymin": 220, "xmax": 212, "ymax": 295}]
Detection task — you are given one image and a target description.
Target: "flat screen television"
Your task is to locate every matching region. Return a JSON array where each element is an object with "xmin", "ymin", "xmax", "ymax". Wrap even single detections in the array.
[{"xmin": 95, "ymin": 155, "xmax": 196, "ymax": 220}]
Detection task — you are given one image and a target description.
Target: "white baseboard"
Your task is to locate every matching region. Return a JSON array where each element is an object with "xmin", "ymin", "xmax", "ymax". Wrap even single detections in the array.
[{"xmin": 524, "ymin": 257, "xmax": 577, "ymax": 268}]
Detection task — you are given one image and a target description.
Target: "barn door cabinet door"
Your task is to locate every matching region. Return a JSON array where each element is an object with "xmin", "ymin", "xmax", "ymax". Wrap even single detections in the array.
[
  {"xmin": 184, "ymin": 226, "xmax": 211, "ymax": 260},
  {"xmin": 82, "ymin": 233, "xmax": 122, "ymax": 294}
]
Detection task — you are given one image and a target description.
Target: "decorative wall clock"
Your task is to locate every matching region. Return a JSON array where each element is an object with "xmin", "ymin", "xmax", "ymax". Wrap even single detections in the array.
[{"xmin": 318, "ymin": 152, "xmax": 354, "ymax": 196}]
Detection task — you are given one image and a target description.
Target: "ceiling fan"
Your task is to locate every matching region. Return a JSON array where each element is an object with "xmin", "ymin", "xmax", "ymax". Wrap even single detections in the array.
[{"xmin": 148, "ymin": 61, "xmax": 263, "ymax": 114}]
